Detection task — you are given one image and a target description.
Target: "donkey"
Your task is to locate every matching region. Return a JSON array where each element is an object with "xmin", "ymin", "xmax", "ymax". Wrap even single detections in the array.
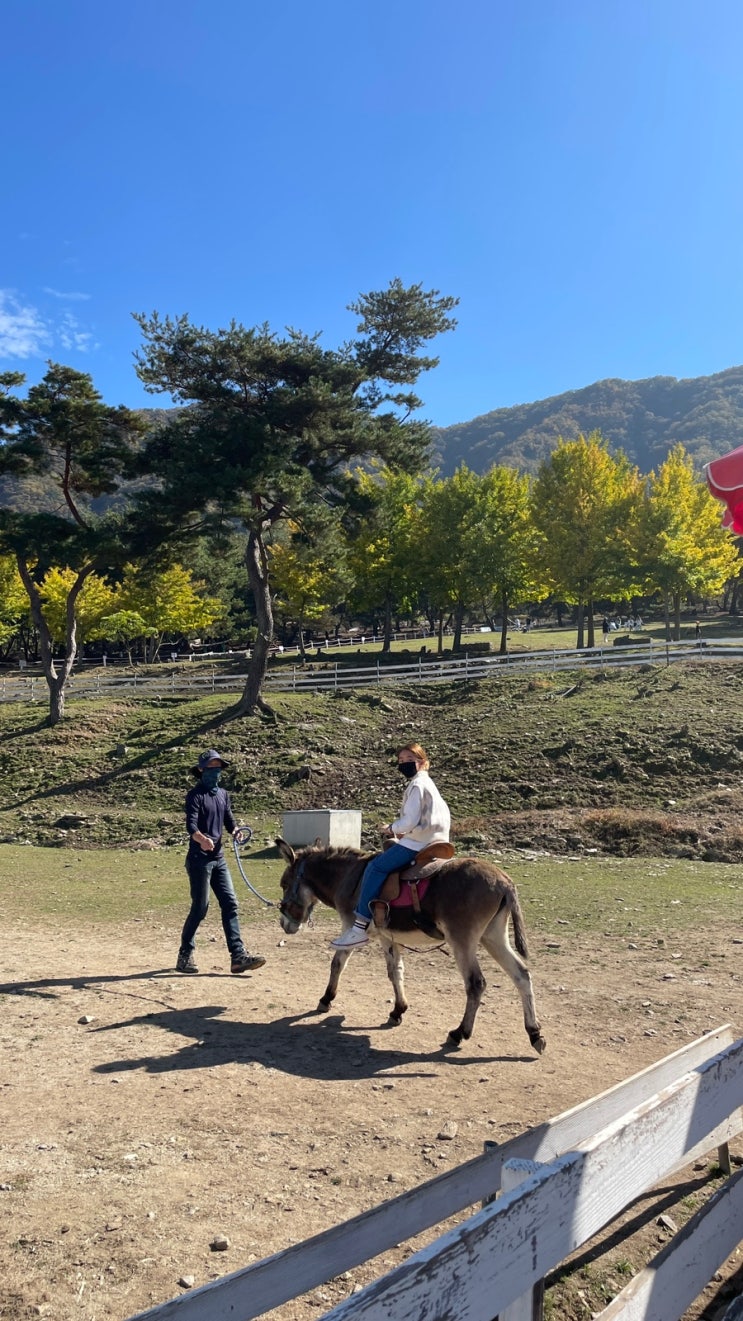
[{"xmin": 276, "ymin": 840, "xmax": 546, "ymax": 1053}]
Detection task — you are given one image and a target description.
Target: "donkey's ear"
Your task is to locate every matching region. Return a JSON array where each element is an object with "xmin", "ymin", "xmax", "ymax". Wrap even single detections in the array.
[{"xmin": 275, "ymin": 837, "xmax": 296, "ymax": 864}]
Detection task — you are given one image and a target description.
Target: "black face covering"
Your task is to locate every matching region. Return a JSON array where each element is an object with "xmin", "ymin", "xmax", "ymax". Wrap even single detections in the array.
[{"xmin": 398, "ymin": 761, "xmax": 418, "ymax": 779}]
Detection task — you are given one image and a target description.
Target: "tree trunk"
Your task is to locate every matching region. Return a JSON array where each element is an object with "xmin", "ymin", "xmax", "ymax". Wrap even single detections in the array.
[
  {"xmin": 382, "ymin": 595, "xmax": 393, "ymax": 653},
  {"xmin": 673, "ymin": 591, "xmax": 682, "ymax": 641},
  {"xmin": 576, "ymin": 601, "xmax": 585, "ymax": 649},
  {"xmin": 453, "ymin": 601, "xmax": 464, "ymax": 651},
  {"xmin": 499, "ymin": 589, "xmax": 509, "ymax": 655},
  {"xmin": 663, "ymin": 594, "xmax": 671, "ymax": 641},
  {"xmin": 16, "ymin": 557, "xmax": 91, "ymax": 727},
  {"xmin": 49, "ymin": 675, "xmax": 66, "ymax": 725},
  {"xmin": 586, "ymin": 598, "xmax": 595, "ymax": 649},
  {"xmin": 437, "ymin": 612, "xmax": 444, "ymax": 654},
  {"xmin": 232, "ymin": 528, "xmax": 274, "ymax": 716}
]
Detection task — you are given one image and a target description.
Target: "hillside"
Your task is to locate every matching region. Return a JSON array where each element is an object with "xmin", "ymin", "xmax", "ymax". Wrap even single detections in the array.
[
  {"xmin": 0, "ymin": 407, "xmax": 173, "ymax": 514},
  {"xmin": 3, "ymin": 661, "xmax": 743, "ymax": 862},
  {"xmin": 5, "ymin": 370, "xmax": 743, "ymax": 516},
  {"xmin": 432, "ymin": 364, "xmax": 743, "ymax": 475}
]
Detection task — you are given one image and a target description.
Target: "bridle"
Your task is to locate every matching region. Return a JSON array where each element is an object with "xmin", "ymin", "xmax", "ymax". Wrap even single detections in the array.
[{"xmin": 279, "ymin": 857, "xmax": 317, "ymax": 926}]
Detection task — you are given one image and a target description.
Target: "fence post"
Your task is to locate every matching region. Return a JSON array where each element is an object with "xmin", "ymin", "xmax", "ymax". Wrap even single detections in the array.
[
  {"xmin": 292, "ymin": 666, "xmax": 296, "ymax": 693},
  {"xmin": 481, "ymin": 1140, "xmax": 499, "ymax": 1208},
  {"xmin": 376, "ymin": 659, "xmax": 380, "ymax": 684},
  {"xmin": 334, "ymin": 662, "xmax": 338, "ymax": 691},
  {"xmin": 499, "ymin": 1159, "xmax": 546, "ymax": 1321}
]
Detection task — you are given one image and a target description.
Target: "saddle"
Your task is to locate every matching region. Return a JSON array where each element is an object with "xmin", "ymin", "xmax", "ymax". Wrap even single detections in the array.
[{"xmin": 370, "ymin": 841, "xmax": 455, "ymax": 940}]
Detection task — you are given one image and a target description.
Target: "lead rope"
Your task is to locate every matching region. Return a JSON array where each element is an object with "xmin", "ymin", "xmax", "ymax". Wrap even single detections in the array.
[{"xmin": 232, "ymin": 826, "xmax": 278, "ymax": 909}]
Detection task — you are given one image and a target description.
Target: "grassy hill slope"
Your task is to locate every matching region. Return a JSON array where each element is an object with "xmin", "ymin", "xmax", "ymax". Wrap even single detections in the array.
[{"xmin": 5, "ymin": 660, "xmax": 743, "ymax": 861}]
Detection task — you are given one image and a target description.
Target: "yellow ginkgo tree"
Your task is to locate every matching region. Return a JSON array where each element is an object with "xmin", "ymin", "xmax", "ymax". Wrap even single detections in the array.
[
  {"xmin": 531, "ymin": 432, "xmax": 643, "ymax": 647},
  {"xmin": 112, "ymin": 563, "xmax": 225, "ymax": 662},
  {"xmin": 268, "ymin": 525, "xmax": 348, "ymax": 662},
  {"xmin": 0, "ymin": 553, "xmax": 30, "ymax": 655},
  {"xmin": 39, "ymin": 568, "xmax": 116, "ymax": 646},
  {"xmin": 636, "ymin": 445, "xmax": 739, "ymax": 639}
]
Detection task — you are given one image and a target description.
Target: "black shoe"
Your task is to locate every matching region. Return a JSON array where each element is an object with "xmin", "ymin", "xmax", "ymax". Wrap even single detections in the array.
[
  {"xmin": 231, "ymin": 951, "xmax": 266, "ymax": 974},
  {"xmin": 176, "ymin": 948, "xmax": 198, "ymax": 974}
]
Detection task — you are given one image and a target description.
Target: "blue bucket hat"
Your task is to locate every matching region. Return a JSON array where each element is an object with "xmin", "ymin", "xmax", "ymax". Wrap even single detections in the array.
[{"xmin": 191, "ymin": 748, "xmax": 230, "ymax": 774}]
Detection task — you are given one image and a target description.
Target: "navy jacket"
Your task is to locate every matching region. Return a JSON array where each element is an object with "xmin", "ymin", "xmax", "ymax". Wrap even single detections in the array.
[{"xmin": 185, "ymin": 784, "xmax": 236, "ymax": 862}]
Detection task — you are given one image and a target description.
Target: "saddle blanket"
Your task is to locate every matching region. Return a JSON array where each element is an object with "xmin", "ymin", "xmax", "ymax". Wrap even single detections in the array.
[{"xmin": 389, "ymin": 877, "xmax": 432, "ymax": 908}]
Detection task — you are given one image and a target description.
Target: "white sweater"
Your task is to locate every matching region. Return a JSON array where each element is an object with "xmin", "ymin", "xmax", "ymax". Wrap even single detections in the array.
[{"xmin": 391, "ymin": 769, "xmax": 451, "ymax": 852}]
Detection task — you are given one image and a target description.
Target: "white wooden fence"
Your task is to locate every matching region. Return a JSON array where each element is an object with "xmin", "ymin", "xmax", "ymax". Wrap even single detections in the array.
[
  {"xmin": 2, "ymin": 638, "xmax": 743, "ymax": 703},
  {"xmin": 126, "ymin": 1024, "xmax": 743, "ymax": 1321}
]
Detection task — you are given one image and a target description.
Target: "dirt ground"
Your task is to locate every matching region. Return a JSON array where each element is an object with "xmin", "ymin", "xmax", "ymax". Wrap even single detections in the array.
[{"xmin": 1, "ymin": 912, "xmax": 741, "ymax": 1321}]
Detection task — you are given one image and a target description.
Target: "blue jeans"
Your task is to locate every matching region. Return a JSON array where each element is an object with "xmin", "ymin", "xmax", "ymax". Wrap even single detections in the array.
[
  {"xmin": 356, "ymin": 843, "xmax": 418, "ymax": 921},
  {"xmin": 181, "ymin": 853, "xmax": 244, "ymax": 956}
]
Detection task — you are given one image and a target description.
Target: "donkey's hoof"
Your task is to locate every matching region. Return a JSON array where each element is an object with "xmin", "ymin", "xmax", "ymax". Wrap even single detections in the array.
[
  {"xmin": 317, "ymin": 998, "xmax": 332, "ymax": 1013},
  {"xmin": 388, "ymin": 1013, "xmax": 403, "ymax": 1027},
  {"xmin": 530, "ymin": 1031, "xmax": 547, "ymax": 1055},
  {"xmin": 447, "ymin": 1027, "xmax": 464, "ymax": 1047}
]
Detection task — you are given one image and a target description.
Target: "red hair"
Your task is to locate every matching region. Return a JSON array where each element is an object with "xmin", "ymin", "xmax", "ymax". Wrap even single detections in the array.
[{"xmin": 398, "ymin": 742, "xmax": 430, "ymax": 769}]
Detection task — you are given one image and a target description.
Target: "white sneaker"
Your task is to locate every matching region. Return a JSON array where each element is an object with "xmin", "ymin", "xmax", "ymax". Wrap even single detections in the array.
[{"xmin": 331, "ymin": 924, "xmax": 370, "ymax": 949}]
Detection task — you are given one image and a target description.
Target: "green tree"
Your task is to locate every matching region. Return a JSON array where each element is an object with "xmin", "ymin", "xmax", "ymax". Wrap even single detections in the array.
[
  {"xmin": 636, "ymin": 445, "xmax": 739, "ymax": 639},
  {"xmin": 269, "ymin": 519, "xmax": 349, "ymax": 662},
  {"xmin": 0, "ymin": 365, "xmax": 147, "ymax": 724},
  {"xmin": 346, "ymin": 466, "xmax": 424, "ymax": 651},
  {"xmin": 133, "ymin": 279, "xmax": 457, "ymax": 714},
  {"xmin": 114, "ymin": 563, "xmax": 224, "ymax": 661},
  {"xmin": 99, "ymin": 609, "xmax": 156, "ymax": 666},
  {"xmin": 416, "ymin": 467, "xmax": 484, "ymax": 652},
  {"xmin": 469, "ymin": 466, "xmax": 549, "ymax": 654},
  {"xmin": 531, "ymin": 433, "xmax": 642, "ymax": 647}
]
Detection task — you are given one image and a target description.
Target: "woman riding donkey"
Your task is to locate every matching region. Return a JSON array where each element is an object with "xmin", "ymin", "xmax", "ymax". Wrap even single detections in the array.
[{"xmin": 331, "ymin": 741, "xmax": 451, "ymax": 949}]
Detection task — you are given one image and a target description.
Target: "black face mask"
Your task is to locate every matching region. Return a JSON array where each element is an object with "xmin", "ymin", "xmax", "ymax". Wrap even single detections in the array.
[{"xmin": 398, "ymin": 762, "xmax": 418, "ymax": 779}]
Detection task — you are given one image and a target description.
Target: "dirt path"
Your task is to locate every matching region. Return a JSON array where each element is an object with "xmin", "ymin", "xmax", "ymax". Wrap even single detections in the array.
[{"xmin": 1, "ymin": 914, "xmax": 741, "ymax": 1320}]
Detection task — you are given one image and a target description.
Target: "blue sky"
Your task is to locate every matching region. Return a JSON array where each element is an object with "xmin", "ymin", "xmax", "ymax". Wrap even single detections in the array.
[{"xmin": 3, "ymin": 0, "xmax": 743, "ymax": 426}]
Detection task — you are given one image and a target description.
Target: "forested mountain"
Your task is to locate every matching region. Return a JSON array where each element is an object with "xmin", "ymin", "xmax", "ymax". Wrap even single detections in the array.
[
  {"xmin": 0, "ymin": 408, "xmax": 173, "ymax": 513},
  {"xmin": 4, "ymin": 370, "xmax": 743, "ymax": 515},
  {"xmin": 431, "ymin": 365, "xmax": 743, "ymax": 476}
]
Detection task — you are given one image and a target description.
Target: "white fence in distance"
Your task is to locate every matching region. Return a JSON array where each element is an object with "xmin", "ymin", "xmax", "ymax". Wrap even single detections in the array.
[
  {"xmin": 2, "ymin": 638, "xmax": 743, "ymax": 704},
  {"xmin": 126, "ymin": 1025, "xmax": 743, "ymax": 1321}
]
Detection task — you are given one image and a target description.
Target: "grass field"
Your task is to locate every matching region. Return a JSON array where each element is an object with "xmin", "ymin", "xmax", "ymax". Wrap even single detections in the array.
[{"xmin": 3, "ymin": 844, "xmax": 739, "ymax": 938}]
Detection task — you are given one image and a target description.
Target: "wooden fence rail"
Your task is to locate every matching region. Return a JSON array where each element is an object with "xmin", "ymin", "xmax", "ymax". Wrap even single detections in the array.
[
  {"xmin": 3, "ymin": 640, "xmax": 743, "ymax": 704},
  {"xmin": 126, "ymin": 1025, "xmax": 743, "ymax": 1321}
]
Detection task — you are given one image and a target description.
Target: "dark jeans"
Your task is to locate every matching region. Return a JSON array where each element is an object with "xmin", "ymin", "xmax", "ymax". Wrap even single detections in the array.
[{"xmin": 181, "ymin": 853, "xmax": 244, "ymax": 956}]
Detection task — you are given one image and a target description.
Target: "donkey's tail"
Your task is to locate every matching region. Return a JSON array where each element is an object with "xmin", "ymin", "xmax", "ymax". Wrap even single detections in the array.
[{"xmin": 507, "ymin": 890, "xmax": 529, "ymax": 960}]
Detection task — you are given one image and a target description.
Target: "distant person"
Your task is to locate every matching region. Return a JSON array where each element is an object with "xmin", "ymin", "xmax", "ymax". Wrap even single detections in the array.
[
  {"xmin": 177, "ymin": 750, "xmax": 266, "ymax": 975},
  {"xmin": 602, "ymin": 617, "xmax": 610, "ymax": 643},
  {"xmin": 695, "ymin": 620, "xmax": 702, "ymax": 640}
]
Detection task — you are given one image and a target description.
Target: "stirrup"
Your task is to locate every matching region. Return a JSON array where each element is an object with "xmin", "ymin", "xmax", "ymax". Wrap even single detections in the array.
[{"xmin": 370, "ymin": 900, "xmax": 390, "ymax": 928}]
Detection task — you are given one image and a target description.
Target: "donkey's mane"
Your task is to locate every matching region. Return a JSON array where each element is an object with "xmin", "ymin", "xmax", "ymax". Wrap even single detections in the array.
[{"xmin": 301, "ymin": 845, "xmax": 369, "ymax": 863}]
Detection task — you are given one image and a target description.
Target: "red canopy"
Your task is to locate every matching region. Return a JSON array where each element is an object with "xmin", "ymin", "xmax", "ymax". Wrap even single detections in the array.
[{"xmin": 704, "ymin": 444, "xmax": 743, "ymax": 535}]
